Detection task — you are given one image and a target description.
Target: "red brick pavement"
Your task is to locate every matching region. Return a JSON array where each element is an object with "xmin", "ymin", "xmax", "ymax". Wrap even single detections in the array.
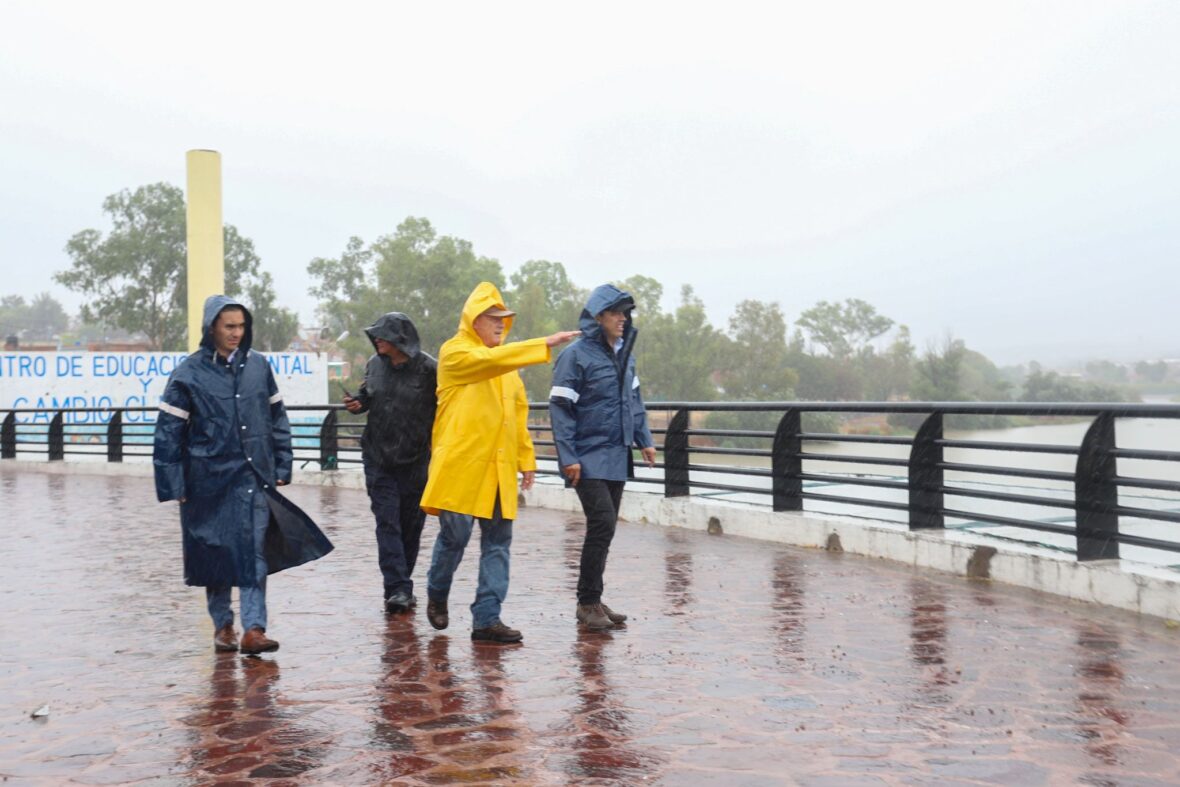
[{"xmin": 2, "ymin": 467, "xmax": 1180, "ymax": 785}]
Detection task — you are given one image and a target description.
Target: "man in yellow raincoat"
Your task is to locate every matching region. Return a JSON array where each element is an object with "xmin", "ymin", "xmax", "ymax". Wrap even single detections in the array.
[{"xmin": 421, "ymin": 282, "xmax": 579, "ymax": 643}]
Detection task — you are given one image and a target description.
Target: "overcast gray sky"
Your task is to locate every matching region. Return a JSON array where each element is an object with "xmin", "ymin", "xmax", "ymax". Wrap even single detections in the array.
[{"xmin": 2, "ymin": 1, "xmax": 1177, "ymax": 366}]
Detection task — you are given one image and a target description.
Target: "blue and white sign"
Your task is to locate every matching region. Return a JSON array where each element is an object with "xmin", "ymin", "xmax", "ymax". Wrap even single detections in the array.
[{"xmin": 0, "ymin": 352, "xmax": 327, "ymax": 424}]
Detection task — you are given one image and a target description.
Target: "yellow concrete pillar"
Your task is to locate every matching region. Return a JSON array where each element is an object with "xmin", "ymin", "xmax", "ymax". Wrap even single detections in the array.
[{"xmin": 185, "ymin": 150, "xmax": 225, "ymax": 352}]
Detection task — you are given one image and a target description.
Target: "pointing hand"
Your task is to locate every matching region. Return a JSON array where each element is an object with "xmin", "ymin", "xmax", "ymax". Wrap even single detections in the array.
[{"xmin": 545, "ymin": 330, "xmax": 581, "ymax": 348}]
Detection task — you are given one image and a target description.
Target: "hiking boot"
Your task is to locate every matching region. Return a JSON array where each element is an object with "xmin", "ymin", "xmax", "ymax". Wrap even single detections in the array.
[
  {"xmin": 385, "ymin": 591, "xmax": 415, "ymax": 615},
  {"xmin": 240, "ymin": 627, "xmax": 279, "ymax": 654},
  {"xmin": 576, "ymin": 603, "xmax": 613, "ymax": 631},
  {"xmin": 426, "ymin": 598, "xmax": 449, "ymax": 630},
  {"xmin": 599, "ymin": 603, "xmax": 628, "ymax": 625},
  {"xmin": 471, "ymin": 621, "xmax": 523, "ymax": 643},
  {"xmin": 213, "ymin": 624, "xmax": 238, "ymax": 652}
]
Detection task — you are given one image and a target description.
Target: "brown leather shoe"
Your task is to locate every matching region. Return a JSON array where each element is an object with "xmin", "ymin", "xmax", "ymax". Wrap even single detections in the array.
[
  {"xmin": 576, "ymin": 603, "xmax": 613, "ymax": 631},
  {"xmin": 599, "ymin": 603, "xmax": 628, "ymax": 625},
  {"xmin": 240, "ymin": 627, "xmax": 279, "ymax": 654},
  {"xmin": 426, "ymin": 598, "xmax": 449, "ymax": 630},
  {"xmin": 213, "ymin": 624, "xmax": 238, "ymax": 652},
  {"xmin": 471, "ymin": 620, "xmax": 523, "ymax": 643}
]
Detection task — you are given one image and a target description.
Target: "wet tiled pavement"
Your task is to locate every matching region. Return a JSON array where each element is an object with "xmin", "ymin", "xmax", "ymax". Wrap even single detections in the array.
[{"xmin": 2, "ymin": 467, "xmax": 1180, "ymax": 785}]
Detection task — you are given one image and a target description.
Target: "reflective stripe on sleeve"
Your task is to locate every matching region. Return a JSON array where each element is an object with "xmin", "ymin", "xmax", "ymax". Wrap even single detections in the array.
[
  {"xmin": 158, "ymin": 401, "xmax": 190, "ymax": 421},
  {"xmin": 268, "ymin": 392, "xmax": 283, "ymax": 405},
  {"xmin": 549, "ymin": 385, "xmax": 580, "ymax": 403},
  {"xmin": 632, "ymin": 374, "xmax": 640, "ymax": 389}
]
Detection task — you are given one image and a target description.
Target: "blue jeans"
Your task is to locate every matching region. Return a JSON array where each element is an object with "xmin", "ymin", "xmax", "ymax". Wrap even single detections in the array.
[
  {"xmin": 206, "ymin": 487, "xmax": 270, "ymax": 632},
  {"xmin": 426, "ymin": 499, "xmax": 513, "ymax": 630},
  {"xmin": 364, "ymin": 460, "xmax": 428, "ymax": 597}
]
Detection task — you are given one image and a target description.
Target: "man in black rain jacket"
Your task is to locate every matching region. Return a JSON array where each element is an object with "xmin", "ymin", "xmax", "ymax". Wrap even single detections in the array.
[
  {"xmin": 343, "ymin": 312, "xmax": 438, "ymax": 613},
  {"xmin": 154, "ymin": 295, "xmax": 334, "ymax": 655}
]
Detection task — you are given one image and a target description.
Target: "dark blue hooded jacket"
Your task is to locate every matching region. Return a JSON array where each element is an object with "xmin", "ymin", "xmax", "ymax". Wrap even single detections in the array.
[
  {"xmin": 153, "ymin": 295, "xmax": 334, "ymax": 587},
  {"xmin": 549, "ymin": 284, "xmax": 654, "ymax": 481}
]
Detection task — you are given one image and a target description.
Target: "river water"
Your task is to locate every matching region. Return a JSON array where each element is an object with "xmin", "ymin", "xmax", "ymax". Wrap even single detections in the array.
[{"xmin": 622, "ymin": 415, "xmax": 1180, "ymax": 569}]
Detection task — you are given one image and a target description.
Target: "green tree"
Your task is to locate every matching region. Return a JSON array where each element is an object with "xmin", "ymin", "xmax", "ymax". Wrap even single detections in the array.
[
  {"xmin": 1134, "ymin": 360, "xmax": 1168, "ymax": 384},
  {"xmin": 55, "ymin": 183, "xmax": 297, "ymax": 351},
  {"xmin": 308, "ymin": 217, "xmax": 505, "ymax": 374},
  {"xmin": 718, "ymin": 299, "xmax": 798, "ymax": 400},
  {"xmin": 708, "ymin": 299, "xmax": 800, "ymax": 444},
  {"xmin": 910, "ymin": 336, "xmax": 968, "ymax": 402},
  {"xmin": 861, "ymin": 325, "xmax": 915, "ymax": 401},
  {"xmin": 0, "ymin": 295, "xmax": 25, "ymax": 338},
  {"xmin": 23, "ymin": 293, "xmax": 70, "ymax": 340},
  {"xmin": 634, "ymin": 284, "xmax": 723, "ymax": 402},
  {"xmin": 1085, "ymin": 360, "xmax": 1128, "ymax": 384},
  {"xmin": 1021, "ymin": 370, "xmax": 1127, "ymax": 403},
  {"xmin": 796, "ymin": 298, "xmax": 895, "ymax": 359},
  {"xmin": 616, "ymin": 274, "xmax": 664, "ymax": 316},
  {"xmin": 506, "ymin": 260, "xmax": 586, "ymax": 400}
]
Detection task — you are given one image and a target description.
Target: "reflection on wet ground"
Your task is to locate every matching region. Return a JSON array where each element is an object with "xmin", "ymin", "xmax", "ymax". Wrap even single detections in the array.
[{"xmin": 3, "ymin": 466, "xmax": 1180, "ymax": 785}]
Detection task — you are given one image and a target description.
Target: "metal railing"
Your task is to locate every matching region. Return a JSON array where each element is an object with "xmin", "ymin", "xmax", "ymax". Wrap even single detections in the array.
[{"xmin": 4, "ymin": 401, "xmax": 1180, "ymax": 563}]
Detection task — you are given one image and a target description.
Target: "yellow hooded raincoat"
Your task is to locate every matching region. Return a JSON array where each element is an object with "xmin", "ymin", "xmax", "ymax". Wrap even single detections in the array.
[{"xmin": 420, "ymin": 282, "xmax": 551, "ymax": 521}]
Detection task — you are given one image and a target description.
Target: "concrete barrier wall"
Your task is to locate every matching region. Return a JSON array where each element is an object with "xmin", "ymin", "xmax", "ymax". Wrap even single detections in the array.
[{"xmin": 8, "ymin": 459, "xmax": 1179, "ymax": 622}]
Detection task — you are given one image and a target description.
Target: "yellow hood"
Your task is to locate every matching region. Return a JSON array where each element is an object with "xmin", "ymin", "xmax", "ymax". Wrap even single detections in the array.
[{"xmin": 458, "ymin": 282, "xmax": 514, "ymax": 345}]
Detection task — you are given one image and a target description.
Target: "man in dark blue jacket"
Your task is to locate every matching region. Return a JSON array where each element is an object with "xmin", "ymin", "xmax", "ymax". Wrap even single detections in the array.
[
  {"xmin": 549, "ymin": 284, "xmax": 656, "ymax": 630},
  {"xmin": 154, "ymin": 295, "xmax": 334, "ymax": 654},
  {"xmin": 343, "ymin": 312, "xmax": 437, "ymax": 614}
]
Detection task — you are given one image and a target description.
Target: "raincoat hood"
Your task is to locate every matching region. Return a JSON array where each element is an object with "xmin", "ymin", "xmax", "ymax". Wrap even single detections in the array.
[
  {"xmin": 364, "ymin": 312, "xmax": 421, "ymax": 358},
  {"xmin": 579, "ymin": 284, "xmax": 635, "ymax": 342},
  {"xmin": 459, "ymin": 282, "xmax": 514, "ymax": 345},
  {"xmin": 199, "ymin": 294, "xmax": 253, "ymax": 354}
]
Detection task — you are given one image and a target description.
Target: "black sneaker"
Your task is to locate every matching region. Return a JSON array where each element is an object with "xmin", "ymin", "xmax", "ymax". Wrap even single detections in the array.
[
  {"xmin": 471, "ymin": 621, "xmax": 523, "ymax": 643},
  {"xmin": 385, "ymin": 591, "xmax": 415, "ymax": 614}
]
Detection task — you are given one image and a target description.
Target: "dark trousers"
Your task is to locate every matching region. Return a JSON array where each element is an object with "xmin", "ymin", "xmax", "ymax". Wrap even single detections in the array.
[
  {"xmin": 364, "ymin": 460, "xmax": 428, "ymax": 597},
  {"xmin": 575, "ymin": 479, "xmax": 626, "ymax": 605}
]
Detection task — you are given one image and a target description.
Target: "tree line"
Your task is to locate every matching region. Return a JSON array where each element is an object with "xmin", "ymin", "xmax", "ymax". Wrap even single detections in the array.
[{"xmin": 40, "ymin": 184, "xmax": 1156, "ymax": 423}]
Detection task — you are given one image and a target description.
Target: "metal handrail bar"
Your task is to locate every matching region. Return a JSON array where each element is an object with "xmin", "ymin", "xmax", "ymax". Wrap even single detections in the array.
[
  {"xmin": 939, "ymin": 462, "xmax": 1075, "ymax": 483},
  {"xmin": 1114, "ymin": 477, "xmax": 1180, "ymax": 493},
  {"xmin": 942, "ymin": 485, "xmax": 1076, "ymax": 510},
  {"xmin": 801, "ymin": 432, "xmax": 913, "ymax": 445},
  {"xmin": 938, "ymin": 439, "xmax": 1078, "ymax": 455},
  {"xmin": 6, "ymin": 399, "xmax": 1180, "ymax": 564},
  {"xmin": 802, "ymin": 453, "xmax": 910, "ymax": 468},
  {"xmin": 797, "ymin": 473, "xmax": 909, "ymax": 491},
  {"xmin": 1112, "ymin": 448, "xmax": 1180, "ymax": 461}
]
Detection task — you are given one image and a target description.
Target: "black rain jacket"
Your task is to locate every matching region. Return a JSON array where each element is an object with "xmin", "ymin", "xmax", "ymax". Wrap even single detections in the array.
[{"xmin": 352, "ymin": 312, "xmax": 438, "ymax": 471}]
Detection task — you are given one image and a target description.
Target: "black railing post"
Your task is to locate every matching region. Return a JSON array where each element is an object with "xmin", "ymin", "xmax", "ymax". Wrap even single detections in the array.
[
  {"xmin": 319, "ymin": 409, "xmax": 339, "ymax": 470},
  {"xmin": 107, "ymin": 410, "xmax": 124, "ymax": 463},
  {"xmin": 908, "ymin": 412, "xmax": 943, "ymax": 529},
  {"xmin": 1, "ymin": 412, "xmax": 15, "ymax": 459},
  {"xmin": 1075, "ymin": 413, "xmax": 1119, "ymax": 561},
  {"xmin": 48, "ymin": 412, "xmax": 64, "ymax": 461},
  {"xmin": 664, "ymin": 408, "xmax": 690, "ymax": 497},
  {"xmin": 772, "ymin": 409, "xmax": 802, "ymax": 512}
]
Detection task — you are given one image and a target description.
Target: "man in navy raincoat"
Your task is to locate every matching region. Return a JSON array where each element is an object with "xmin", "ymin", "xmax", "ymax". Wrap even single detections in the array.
[
  {"xmin": 342, "ymin": 312, "xmax": 437, "ymax": 615},
  {"xmin": 153, "ymin": 295, "xmax": 334, "ymax": 654},
  {"xmin": 549, "ymin": 284, "xmax": 656, "ymax": 631}
]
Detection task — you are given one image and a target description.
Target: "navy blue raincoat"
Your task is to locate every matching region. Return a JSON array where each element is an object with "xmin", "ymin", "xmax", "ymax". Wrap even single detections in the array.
[
  {"xmin": 549, "ymin": 284, "xmax": 654, "ymax": 481},
  {"xmin": 153, "ymin": 295, "xmax": 334, "ymax": 587}
]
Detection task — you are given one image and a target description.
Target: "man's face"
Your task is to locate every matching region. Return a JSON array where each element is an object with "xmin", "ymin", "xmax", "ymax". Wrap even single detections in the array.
[
  {"xmin": 596, "ymin": 308, "xmax": 628, "ymax": 343},
  {"xmin": 473, "ymin": 312, "xmax": 506, "ymax": 348},
  {"xmin": 211, "ymin": 308, "xmax": 246, "ymax": 357},
  {"xmin": 375, "ymin": 338, "xmax": 409, "ymax": 364}
]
